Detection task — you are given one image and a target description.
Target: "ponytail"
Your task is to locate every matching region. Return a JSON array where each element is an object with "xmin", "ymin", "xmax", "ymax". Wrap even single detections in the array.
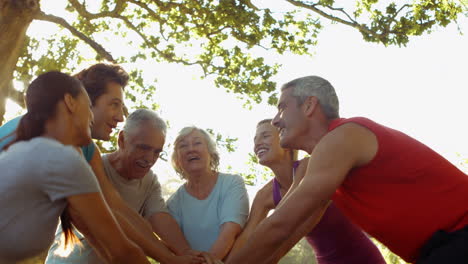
[
  {"xmin": 17, "ymin": 112, "xmax": 45, "ymax": 139},
  {"xmin": 60, "ymin": 208, "xmax": 79, "ymax": 247},
  {"xmin": 3, "ymin": 112, "xmax": 46, "ymax": 150}
]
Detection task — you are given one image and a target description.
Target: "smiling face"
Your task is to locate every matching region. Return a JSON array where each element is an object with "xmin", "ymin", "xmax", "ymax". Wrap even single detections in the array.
[
  {"xmin": 254, "ymin": 122, "xmax": 289, "ymax": 167},
  {"xmin": 91, "ymin": 81, "xmax": 125, "ymax": 141},
  {"xmin": 119, "ymin": 121, "xmax": 165, "ymax": 180},
  {"xmin": 175, "ymin": 130, "xmax": 212, "ymax": 176},
  {"xmin": 272, "ymin": 87, "xmax": 308, "ymax": 149}
]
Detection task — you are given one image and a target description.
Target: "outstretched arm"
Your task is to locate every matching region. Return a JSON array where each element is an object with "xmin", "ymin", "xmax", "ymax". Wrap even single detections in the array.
[
  {"xmin": 66, "ymin": 192, "xmax": 149, "ymax": 264},
  {"xmin": 225, "ymin": 123, "xmax": 378, "ymax": 264},
  {"xmin": 209, "ymin": 222, "xmax": 242, "ymax": 259},
  {"xmin": 266, "ymin": 201, "xmax": 330, "ymax": 263},
  {"xmin": 225, "ymin": 182, "xmax": 274, "ymax": 261},
  {"xmin": 88, "ymin": 146, "xmax": 200, "ymax": 263},
  {"xmin": 149, "ymin": 212, "xmax": 193, "ymax": 256},
  {"xmin": 263, "ymin": 157, "xmax": 326, "ymax": 263}
]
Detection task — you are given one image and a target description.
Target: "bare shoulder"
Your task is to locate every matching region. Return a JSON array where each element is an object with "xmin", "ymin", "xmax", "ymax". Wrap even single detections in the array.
[
  {"xmin": 326, "ymin": 122, "xmax": 377, "ymax": 145},
  {"xmin": 314, "ymin": 122, "xmax": 378, "ymax": 168},
  {"xmin": 293, "ymin": 157, "xmax": 309, "ymax": 182},
  {"xmin": 253, "ymin": 180, "xmax": 275, "ymax": 210},
  {"xmin": 257, "ymin": 180, "xmax": 273, "ymax": 197}
]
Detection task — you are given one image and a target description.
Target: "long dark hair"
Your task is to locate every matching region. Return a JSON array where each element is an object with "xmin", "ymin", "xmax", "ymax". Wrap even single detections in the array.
[{"xmin": 7, "ymin": 71, "xmax": 83, "ymax": 246}]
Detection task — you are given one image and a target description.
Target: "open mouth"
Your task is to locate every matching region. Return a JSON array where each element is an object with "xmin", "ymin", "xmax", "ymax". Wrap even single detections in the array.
[
  {"xmin": 136, "ymin": 160, "xmax": 150, "ymax": 169},
  {"xmin": 188, "ymin": 156, "xmax": 200, "ymax": 162},
  {"xmin": 255, "ymin": 148, "xmax": 268, "ymax": 157}
]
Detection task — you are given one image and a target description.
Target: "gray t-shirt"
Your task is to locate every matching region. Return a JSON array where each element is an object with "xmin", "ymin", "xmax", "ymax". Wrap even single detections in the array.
[
  {"xmin": 45, "ymin": 154, "xmax": 168, "ymax": 264},
  {"xmin": 0, "ymin": 137, "xmax": 99, "ymax": 263},
  {"xmin": 102, "ymin": 154, "xmax": 168, "ymax": 218}
]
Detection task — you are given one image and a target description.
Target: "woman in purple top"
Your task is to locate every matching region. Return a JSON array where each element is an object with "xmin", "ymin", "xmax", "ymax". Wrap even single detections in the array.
[{"xmin": 227, "ymin": 119, "xmax": 386, "ymax": 264}]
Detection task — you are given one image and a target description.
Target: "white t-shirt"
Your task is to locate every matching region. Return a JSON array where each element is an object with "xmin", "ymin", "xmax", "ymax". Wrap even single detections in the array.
[{"xmin": 0, "ymin": 137, "xmax": 99, "ymax": 263}]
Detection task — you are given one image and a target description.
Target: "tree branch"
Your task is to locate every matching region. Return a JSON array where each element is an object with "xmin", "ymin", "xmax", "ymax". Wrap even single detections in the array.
[
  {"xmin": 284, "ymin": 0, "xmax": 378, "ymax": 39},
  {"xmin": 112, "ymin": 14, "xmax": 203, "ymax": 67},
  {"xmin": 126, "ymin": 0, "xmax": 170, "ymax": 41},
  {"xmin": 323, "ymin": 5, "xmax": 359, "ymax": 24},
  {"xmin": 34, "ymin": 11, "xmax": 116, "ymax": 62},
  {"xmin": 242, "ymin": 0, "xmax": 260, "ymax": 11},
  {"xmin": 383, "ymin": 4, "xmax": 411, "ymax": 36},
  {"xmin": 68, "ymin": 0, "xmax": 126, "ymax": 19},
  {"xmin": 393, "ymin": 4, "xmax": 411, "ymax": 22}
]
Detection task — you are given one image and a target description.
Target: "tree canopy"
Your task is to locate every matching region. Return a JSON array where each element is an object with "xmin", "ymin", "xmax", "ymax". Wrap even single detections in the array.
[{"xmin": 0, "ymin": 0, "xmax": 466, "ymax": 124}]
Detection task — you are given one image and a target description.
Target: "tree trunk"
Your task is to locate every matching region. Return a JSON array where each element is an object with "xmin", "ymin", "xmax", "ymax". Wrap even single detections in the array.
[{"xmin": 0, "ymin": 0, "xmax": 39, "ymax": 124}]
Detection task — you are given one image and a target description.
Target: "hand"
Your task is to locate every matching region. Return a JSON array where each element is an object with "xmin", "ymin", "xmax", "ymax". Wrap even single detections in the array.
[
  {"xmin": 164, "ymin": 254, "xmax": 206, "ymax": 264},
  {"xmin": 199, "ymin": 252, "xmax": 224, "ymax": 264},
  {"xmin": 186, "ymin": 249, "xmax": 208, "ymax": 260}
]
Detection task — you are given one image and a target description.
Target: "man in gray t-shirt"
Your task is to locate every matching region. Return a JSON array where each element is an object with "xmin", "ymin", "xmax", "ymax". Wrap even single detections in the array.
[{"xmin": 46, "ymin": 109, "xmax": 194, "ymax": 264}]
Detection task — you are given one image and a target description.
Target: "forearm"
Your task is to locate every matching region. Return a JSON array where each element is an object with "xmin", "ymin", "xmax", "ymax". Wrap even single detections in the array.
[
  {"xmin": 67, "ymin": 193, "xmax": 150, "ymax": 264},
  {"xmin": 110, "ymin": 241, "xmax": 150, "ymax": 264},
  {"xmin": 209, "ymin": 236, "xmax": 236, "ymax": 260},
  {"xmin": 225, "ymin": 225, "xmax": 253, "ymax": 259},
  {"xmin": 113, "ymin": 209, "xmax": 176, "ymax": 263},
  {"xmin": 226, "ymin": 209, "xmax": 269, "ymax": 260},
  {"xmin": 226, "ymin": 201, "xmax": 328, "ymax": 264},
  {"xmin": 151, "ymin": 212, "xmax": 191, "ymax": 255},
  {"xmin": 266, "ymin": 201, "xmax": 329, "ymax": 263},
  {"xmin": 209, "ymin": 222, "xmax": 242, "ymax": 260}
]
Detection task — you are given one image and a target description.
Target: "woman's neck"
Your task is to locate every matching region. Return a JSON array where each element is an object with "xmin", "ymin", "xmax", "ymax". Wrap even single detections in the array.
[
  {"xmin": 42, "ymin": 117, "xmax": 74, "ymax": 146},
  {"xmin": 185, "ymin": 170, "xmax": 219, "ymax": 200},
  {"xmin": 269, "ymin": 158, "xmax": 294, "ymax": 191}
]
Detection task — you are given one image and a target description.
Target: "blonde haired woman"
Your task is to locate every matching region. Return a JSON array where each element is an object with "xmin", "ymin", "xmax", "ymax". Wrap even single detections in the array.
[{"xmin": 168, "ymin": 126, "xmax": 249, "ymax": 260}]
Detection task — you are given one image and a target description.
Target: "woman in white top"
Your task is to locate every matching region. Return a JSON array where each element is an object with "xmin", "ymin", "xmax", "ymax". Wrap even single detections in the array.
[{"xmin": 0, "ymin": 72, "xmax": 149, "ymax": 264}]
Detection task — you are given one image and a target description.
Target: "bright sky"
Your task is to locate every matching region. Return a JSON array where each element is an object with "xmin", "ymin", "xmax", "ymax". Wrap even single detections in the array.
[
  {"xmin": 149, "ymin": 16, "xmax": 468, "ymax": 193},
  {"xmin": 5, "ymin": 2, "xmax": 468, "ymax": 195}
]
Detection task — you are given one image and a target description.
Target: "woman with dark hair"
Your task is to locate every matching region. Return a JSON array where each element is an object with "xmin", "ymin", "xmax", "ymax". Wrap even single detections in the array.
[
  {"xmin": 0, "ymin": 72, "xmax": 149, "ymax": 264},
  {"xmin": 226, "ymin": 119, "xmax": 386, "ymax": 264}
]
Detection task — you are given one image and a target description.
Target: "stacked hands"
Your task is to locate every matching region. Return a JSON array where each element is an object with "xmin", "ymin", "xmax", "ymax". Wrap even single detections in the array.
[
  {"xmin": 2, "ymin": 68, "xmax": 467, "ymax": 264},
  {"xmin": 173, "ymin": 250, "xmax": 223, "ymax": 264}
]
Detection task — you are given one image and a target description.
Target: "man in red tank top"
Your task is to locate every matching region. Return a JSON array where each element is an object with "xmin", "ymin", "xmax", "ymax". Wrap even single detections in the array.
[{"xmin": 226, "ymin": 76, "xmax": 468, "ymax": 264}]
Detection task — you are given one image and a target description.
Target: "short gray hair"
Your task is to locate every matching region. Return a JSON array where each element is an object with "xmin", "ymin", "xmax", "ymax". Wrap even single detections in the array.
[
  {"xmin": 171, "ymin": 126, "xmax": 220, "ymax": 179},
  {"xmin": 281, "ymin": 76, "xmax": 339, "ymax": 119},
  {"xmin": 123, "ymin": 109, "xmax": 167, "ymax": 136}
]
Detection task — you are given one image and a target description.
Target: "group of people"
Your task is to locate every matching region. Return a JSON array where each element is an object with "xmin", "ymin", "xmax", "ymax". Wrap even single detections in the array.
[{"xmin": 0, "ymin": 64, "xmax": 467, "ymax": 264}]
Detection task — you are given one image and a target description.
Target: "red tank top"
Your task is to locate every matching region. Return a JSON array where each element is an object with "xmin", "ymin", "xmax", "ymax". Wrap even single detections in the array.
[{"xmin": 330, "ymin": 117, "xmax": 468, "ymax": 263}]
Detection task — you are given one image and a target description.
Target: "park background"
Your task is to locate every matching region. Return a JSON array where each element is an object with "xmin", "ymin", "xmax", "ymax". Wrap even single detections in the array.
[{"xmin": 2, "ymin": 0, "xmax": 467, "ymax": 263}]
